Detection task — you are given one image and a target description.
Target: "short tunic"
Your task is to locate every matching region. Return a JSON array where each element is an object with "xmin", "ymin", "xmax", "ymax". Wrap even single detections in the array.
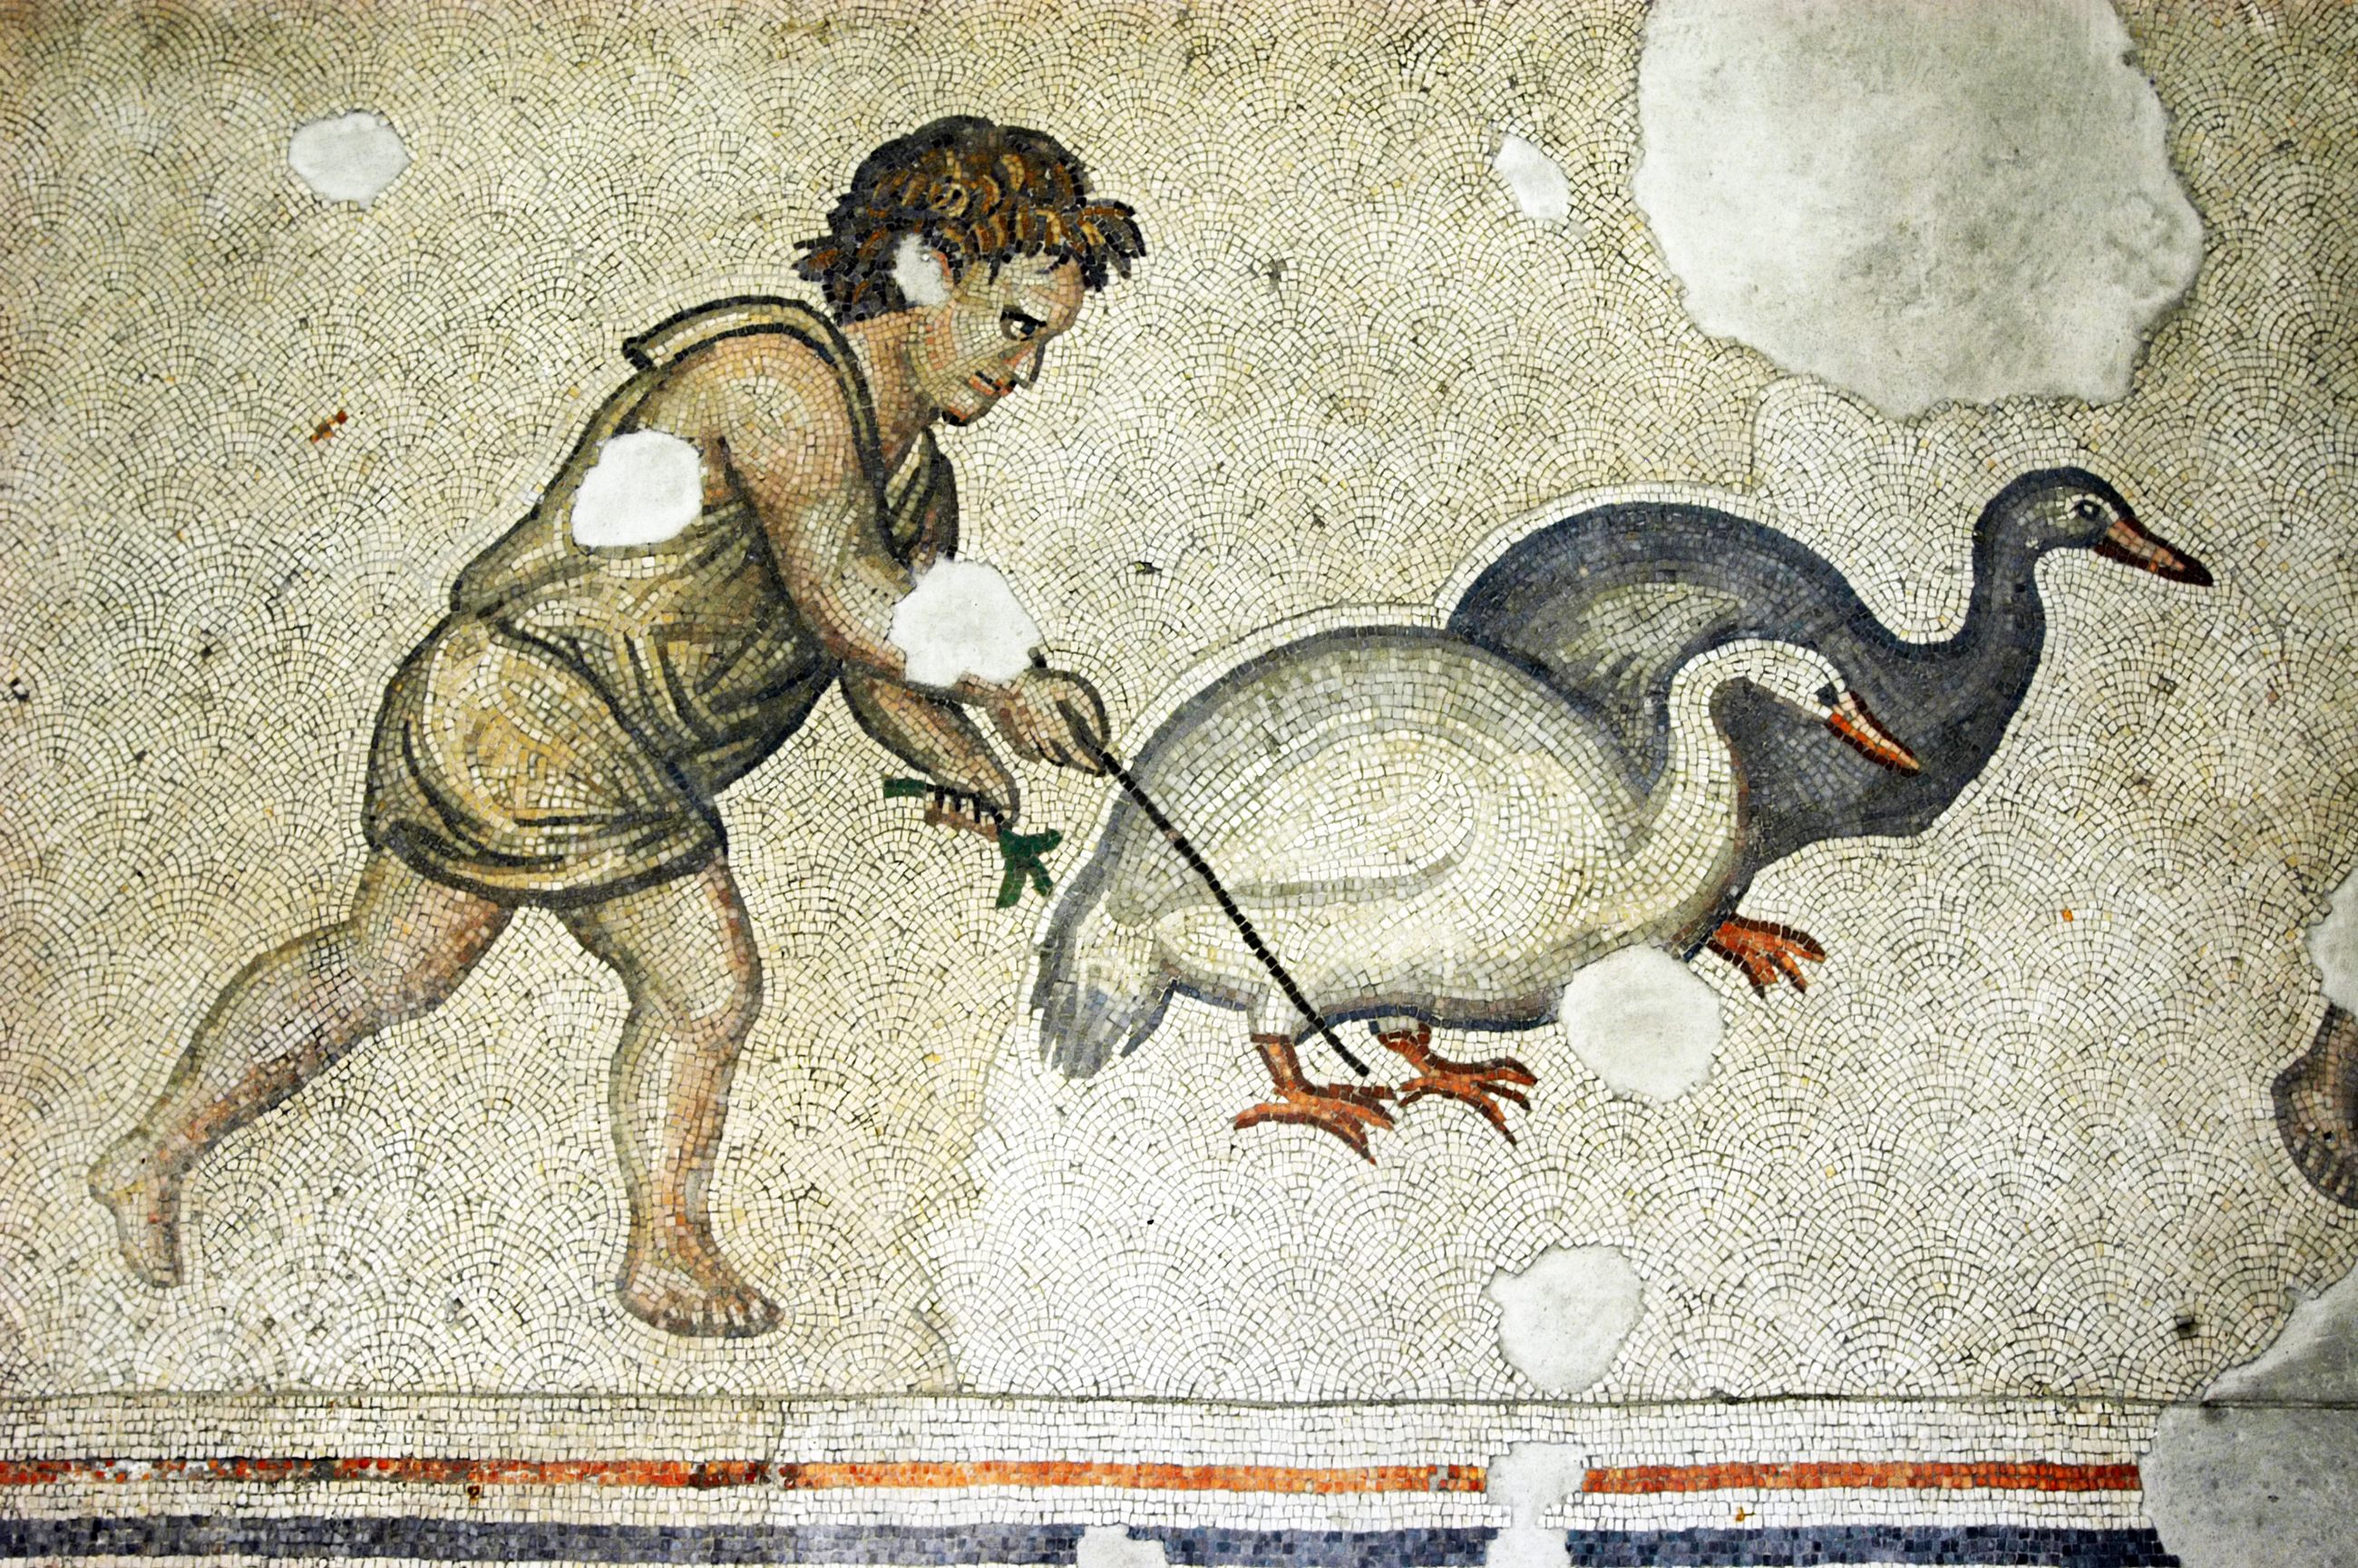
[{"xmin": 362, "ymin": 297, "xmax": 952, "ymax": 906}]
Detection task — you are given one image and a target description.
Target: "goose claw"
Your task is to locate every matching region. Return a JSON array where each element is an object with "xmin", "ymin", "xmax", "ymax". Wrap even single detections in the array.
[
  {"xmin": 1239, "ymin": 1034, "xmax": 1396, "ymax": 1161},
  {"xmin": 1377, "ymin": 1027, "xmax": 1535, "ymax": 1143},
  {"xmin": 1705, "ymin": 916, "xmax": 1827, "ymax": 992},
  {"xmin": 1233, "ymin": 1091, "xmax": 1394, "ymax": 1161}
]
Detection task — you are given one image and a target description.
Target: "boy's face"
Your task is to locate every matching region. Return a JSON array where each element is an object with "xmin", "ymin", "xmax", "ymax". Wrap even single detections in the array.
[{"xmin": 905, "ymin": 248, "xmax": 1086, "ymax": 426}]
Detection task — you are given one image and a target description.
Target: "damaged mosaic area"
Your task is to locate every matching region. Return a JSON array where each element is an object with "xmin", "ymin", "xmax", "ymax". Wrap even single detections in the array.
[{"xmin": 2, "ymin": 2, "xmax": 2356, "ymax": 1564}]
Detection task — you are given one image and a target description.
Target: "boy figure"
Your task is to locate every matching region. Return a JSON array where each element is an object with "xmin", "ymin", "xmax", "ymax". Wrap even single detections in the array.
[{"xmin": 90, "ymin": 118, "xmax": 1145, "ymax": 1337}]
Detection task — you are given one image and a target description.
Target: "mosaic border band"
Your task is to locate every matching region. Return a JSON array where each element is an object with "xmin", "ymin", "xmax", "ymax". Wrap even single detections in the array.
[
  {"xmin": 0, "ymin": 1455, "xmax": 2176, "ymax": 1564},
  {"xmin": 0, "ymin": 1516, "xmax": 2184, "ymax": 1566},
  {"xmin": 0, "ymin": 1456, "xmax": 2142, "ymax": 1495}
]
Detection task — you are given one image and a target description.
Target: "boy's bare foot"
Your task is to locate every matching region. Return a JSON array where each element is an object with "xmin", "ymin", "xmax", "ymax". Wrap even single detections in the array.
[
  {"xmin": 88, "ymin": 1136, "xmax": 186, "ymax": 1288},
  {"xmin": 619, "ymin": 1223, "xmax": 782, "ymax": 1338}
]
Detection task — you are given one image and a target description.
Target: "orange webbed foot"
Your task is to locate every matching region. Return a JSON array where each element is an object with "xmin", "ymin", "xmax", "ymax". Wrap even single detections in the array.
[
  {"xmin": 1376, "ymin": 1026, "xmax": 1535, "ymax": 1143},
  {"xmin": 1237, "ymin": 1034, "xmax": 1396, "ymax": 1162},
  {"xmin": 1705, "ymin": 916, "xmax": 1827, "ymax": 992}
]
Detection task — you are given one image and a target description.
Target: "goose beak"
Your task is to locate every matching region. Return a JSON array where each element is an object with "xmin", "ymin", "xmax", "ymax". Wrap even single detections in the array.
[
  {"xmin": 1827, "ymin": 691, "xmax": 1921, "ymax": 774},
  {"xmin": 2094, "ymin": 513, "xmax": 2213, "ymax": 587}
]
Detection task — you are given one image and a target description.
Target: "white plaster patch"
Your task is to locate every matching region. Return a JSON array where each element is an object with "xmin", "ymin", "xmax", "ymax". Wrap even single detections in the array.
[
  {"xmin": 287, "ymin": 111, "xmax": 411, "ymax": 205},
  {"xmin": 1076, "ymin": 1525, "xmax": 1168, "ymax": 1568},
  {"xmin": 889, "ymin": 560, "xmax": 1042, "ymax": 687},
  {"xmin": 1484, "ymin": 1443, "xmax": 1587, "ymax": 1568},
  {"xmin": 1632, "ymin": 0, "xmax": 2202, "ymax": 415},
  {"xmin": 1493, "ymin": 133, "xmax": 1574, "ymax": 226},
  {"xmin": 568, "ymin": 431, "xmax": 704, "ymax": 550},
  {"xmin": 2206, "ymin": 1266, "xmax": 2358, "ymax": 1406},
  {"xmin": 2147, "ymin": 1263, "xmax": 2358, "ymax": 1566},
  {"xmin": 2304, "ymin": 871, "xmax": 2358, "ymax": 1013},
  {"xmin": 893, "ymin": 234, "xmax": 952, "ymax": 307},
  {"xmin": 1486, "ymin": 1245, "xmax": 1642, "ymax": 1395},
  {"xmin": 1556, "ymin": 947, "xmax": 1723, "ymax": 1100}
]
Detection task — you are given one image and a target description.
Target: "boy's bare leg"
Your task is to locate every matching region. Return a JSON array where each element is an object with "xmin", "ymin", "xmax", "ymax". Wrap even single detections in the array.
[
  {"xmin": 559, "ymin": 856, "xmax": 778, "ymax": 1339},
  {"xmin": 89, "ymin": 852, "xmax": 512, "ymax": 1286}
]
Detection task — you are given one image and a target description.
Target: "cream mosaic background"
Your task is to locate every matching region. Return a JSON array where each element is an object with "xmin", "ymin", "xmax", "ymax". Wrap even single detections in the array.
[{"xmin": 3, "ymin": 0, "xmax": 2355, "ymax": 1429}]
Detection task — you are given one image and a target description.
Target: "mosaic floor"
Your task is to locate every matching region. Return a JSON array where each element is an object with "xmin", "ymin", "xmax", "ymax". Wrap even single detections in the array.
[{"xmin": 4, "ymin": 3, "xmax": 2356, "ymax": 1564}]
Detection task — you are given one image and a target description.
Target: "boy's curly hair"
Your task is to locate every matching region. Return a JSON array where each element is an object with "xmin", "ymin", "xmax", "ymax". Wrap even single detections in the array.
[{"xmin": 797, "ymin": 117, "xmax": 1145, "ymax": 324}]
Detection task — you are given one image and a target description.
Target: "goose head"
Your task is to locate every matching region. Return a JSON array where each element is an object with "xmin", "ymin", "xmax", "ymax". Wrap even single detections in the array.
[
  {"xmin": 1684, "ymin": 639, "xmax": 1924, "ymax": 775},
  {"xmin": 1993, "ymin": 467, "xmax": 2212, "ymax": 587}
]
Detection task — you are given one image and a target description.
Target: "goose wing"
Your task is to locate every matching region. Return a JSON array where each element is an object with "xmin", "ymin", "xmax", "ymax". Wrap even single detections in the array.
[
  {"xmin": 1120, "ymin": 643, "xmax": 1632, "ymax": 925},
  {"xmin": 1170, "ymin": 719, "xmax": 1488, "ymax": 909},
  {"xmin": 1511, "ymin": 579, "xmax": 1746, "ymax": 768}
]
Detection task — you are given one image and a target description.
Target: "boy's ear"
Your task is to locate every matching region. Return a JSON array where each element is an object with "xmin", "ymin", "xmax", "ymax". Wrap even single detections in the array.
[{"xmin": 893, "ymin": 234, "xmax": 954, "ymax": 307}]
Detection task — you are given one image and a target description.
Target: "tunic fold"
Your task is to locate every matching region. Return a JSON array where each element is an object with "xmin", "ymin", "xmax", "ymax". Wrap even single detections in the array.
[{"xmin": 363, "ymin": 297, "xmax": 950, "ymax": 905}]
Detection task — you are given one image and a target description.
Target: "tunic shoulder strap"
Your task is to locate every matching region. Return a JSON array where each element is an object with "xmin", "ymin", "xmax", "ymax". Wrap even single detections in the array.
[
  {"xmin": 453, "ymin": 297, "xmax": 890, "ymax": 613},
  {"xmin": 620, "ymin": 296, "xmax": 886, "ymax": 493}
]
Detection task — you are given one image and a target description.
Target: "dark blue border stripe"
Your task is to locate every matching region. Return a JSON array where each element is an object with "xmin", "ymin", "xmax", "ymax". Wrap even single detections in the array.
[
  {"xmin": 0, "ymin": 1519, "xmax": 2182, "ymax": 1567},
  {"xmin": 1558, "ymin": 1525, "xmax": 2182, "ymax": 1567},
  {"xmin": 0, "ymin": 1516, "xmax": 1087, "ymax": 1563},
  {"xmin": 1139, "ymin": 1526, "xmax": 1494, "ymax": 1568}
]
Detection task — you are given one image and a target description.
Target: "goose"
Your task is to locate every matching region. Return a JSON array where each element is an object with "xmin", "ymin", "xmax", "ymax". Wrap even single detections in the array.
[
  {"xmin": 1032, "ymin": 628, "xmax": 1918, "ymax": 1156},
  {"xmin": 1447, "ymin": 469, "xmax": 2210, "ymax": 989}
]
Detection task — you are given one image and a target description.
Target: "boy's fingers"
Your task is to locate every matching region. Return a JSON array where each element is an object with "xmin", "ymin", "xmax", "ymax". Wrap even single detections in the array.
[
  {"xmin": 1052, "ymin": 695, "xmax": 1109, "ymax": 770},
  {"xmin": 1004, "ymin": 703, "xmax": 1045, "ymax": 758},
  {"xmin": 1050, "ymin": 711, "xmax": 1096, "ymax": 772}
]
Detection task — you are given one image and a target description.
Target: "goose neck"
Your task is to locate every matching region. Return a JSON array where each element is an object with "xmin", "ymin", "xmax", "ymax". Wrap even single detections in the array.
[
  {"xmin": 1952, "ymin": 513, "xmax": 2047, "ymax": 658},
  {"xmin": 1646, "ymin": 645, "xmax": 1753, "ymax": 826}
]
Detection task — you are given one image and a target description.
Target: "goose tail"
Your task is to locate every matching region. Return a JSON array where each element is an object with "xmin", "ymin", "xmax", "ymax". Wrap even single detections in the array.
[
  {"xmin": 2275, "ymin": 1003, "xmax": 2358, "ymax": 1209},
  {"xmin": 1032, "ymin": 869, "xmax": 1169, "ymax": 1080}
]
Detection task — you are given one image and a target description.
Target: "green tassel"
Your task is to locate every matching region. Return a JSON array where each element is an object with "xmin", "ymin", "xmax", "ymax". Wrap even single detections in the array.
[
  {"xmin": 883, "ymin": 776, "xmax": 1061, "ymax": 906},
  {"xmin": 995, "ymin": 827, "xmax": 1062, "ymax": 908}
]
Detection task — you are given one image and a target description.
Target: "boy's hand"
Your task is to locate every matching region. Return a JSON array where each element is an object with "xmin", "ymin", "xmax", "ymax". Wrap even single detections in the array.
[{"xmin": 989, "ymin": 667, "xmax": 1110, "ymax": 773}]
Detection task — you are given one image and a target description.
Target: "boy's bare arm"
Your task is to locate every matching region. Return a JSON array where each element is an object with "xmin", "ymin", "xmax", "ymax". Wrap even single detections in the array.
[
  {"xmin": 906, "ymin": 447, "xmax": 958, "ymax": 571},
  {"xmin": 698, "ymin": 337, "xmax": 1111, "ymax": 770},
  {"xmin": 694, "ymin": 339, "xmax": 913, "ymax": 677},
  {"xmin": 841, "ymin": 669, "xmax": 1019, "ymax": 823}
]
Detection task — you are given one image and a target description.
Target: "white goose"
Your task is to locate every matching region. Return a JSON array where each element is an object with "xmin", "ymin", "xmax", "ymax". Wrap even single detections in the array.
[{"xmin": 1033, "ymin": 627, "xmax": 1919, "ymax": 1157}]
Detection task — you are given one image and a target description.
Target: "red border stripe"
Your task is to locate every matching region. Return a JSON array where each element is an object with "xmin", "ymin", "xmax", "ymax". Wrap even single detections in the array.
[
  {"xmin": 0, "ymin": 1457, "xmax": 2144, "ymax": 1495},
  {"xmin": 1582, "ymin": 1462, "xmax": 2142, "ymax": 1494},
  {"xmin": 0, "ymin": 1457, "xmax": 1486, "ymax": 1494}
]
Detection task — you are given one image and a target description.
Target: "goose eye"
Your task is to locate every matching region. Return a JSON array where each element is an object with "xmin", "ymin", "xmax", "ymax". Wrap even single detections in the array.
[
  {"xmin": 2072, "ymin": 498, "xmax": 2101, "ymax": 521},
  {"xmin": 1816, "ymin": 684, "xmax": 1837, "ymax": 706}
]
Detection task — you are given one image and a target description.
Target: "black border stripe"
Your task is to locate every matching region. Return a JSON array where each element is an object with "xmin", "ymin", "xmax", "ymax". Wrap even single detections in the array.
[
  {"xmin": 1555, "ymin": 1525, "xmax": 2181, "ymax": 1567},
  {"xmin": 0, "ymin": 1517, "xmax": 1082, "ymax": 1563},
  {"xmin": 0, "ymin": 1519, "xmax": 2184, "ymax": 1566},
  {"xmin": 1139, "ymin": 1526, "xmax": 1493, "ymax": 1567}
]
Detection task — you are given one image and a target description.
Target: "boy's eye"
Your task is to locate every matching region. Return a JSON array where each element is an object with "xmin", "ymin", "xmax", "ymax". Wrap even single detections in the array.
[{"xmin": 1001, "ymin": 311, "xmax": 1042, "ymax": 341}]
